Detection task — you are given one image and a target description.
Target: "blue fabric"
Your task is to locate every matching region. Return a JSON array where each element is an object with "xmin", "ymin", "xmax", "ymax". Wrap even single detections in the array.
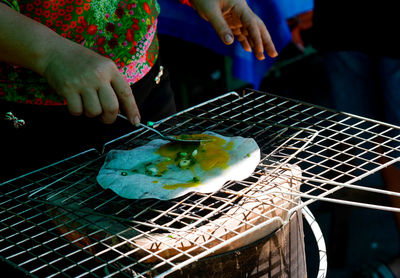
[
  {"xmin": 157, "ymin": 0, "xmax": 312, "ymax": 88},
  {"xmin": 277, "ymin": 0, "xmax": 313, "ymax": 19}
]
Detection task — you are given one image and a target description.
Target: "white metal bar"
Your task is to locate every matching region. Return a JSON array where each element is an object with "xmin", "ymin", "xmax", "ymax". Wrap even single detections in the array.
[
  {"xmin": 302, "ymin": 205, "xmax": 327, "ymax": 278},
  {"xmin": 283, "ymin": 191, "xmax": 400, "ymax": 213}
]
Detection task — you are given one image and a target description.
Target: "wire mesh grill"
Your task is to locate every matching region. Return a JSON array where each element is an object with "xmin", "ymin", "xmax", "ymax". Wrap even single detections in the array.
[{"xmin": 1, "ymin": 89, "xmax": 400, "ymax": 277}]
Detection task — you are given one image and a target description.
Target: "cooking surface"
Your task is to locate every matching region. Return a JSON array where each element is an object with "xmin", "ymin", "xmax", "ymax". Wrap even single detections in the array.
[{"xmin": 1, "ymin": 89, "xmax": 399, "ymax": 277}]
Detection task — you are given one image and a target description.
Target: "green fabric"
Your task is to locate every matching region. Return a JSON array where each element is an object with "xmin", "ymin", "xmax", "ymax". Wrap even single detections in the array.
[{"xmin": 0, "ymin": 0, "xmax": 20, "ymax": 12}]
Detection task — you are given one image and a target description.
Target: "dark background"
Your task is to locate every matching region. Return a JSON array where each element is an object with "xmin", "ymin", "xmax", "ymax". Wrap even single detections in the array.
[{"xmin": 158, "ymin": 23, "xmax": 400, "ymax": 277}]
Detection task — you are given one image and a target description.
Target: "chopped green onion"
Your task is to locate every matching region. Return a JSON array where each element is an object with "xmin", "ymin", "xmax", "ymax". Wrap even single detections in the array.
[
  {"xmin": 121, "ymin": 171, "xmax": 128, "ymax": 176},
  {"xmin": 179, "ymin": 159, "xmax": 191, "ymax": 168},
  {"xmin": 192, "ymin": 149, "xmax": 198, "ymax": 156},
  {"xmin": 192, "ymin": 176, "xmax": 200, "ymax": 182}
]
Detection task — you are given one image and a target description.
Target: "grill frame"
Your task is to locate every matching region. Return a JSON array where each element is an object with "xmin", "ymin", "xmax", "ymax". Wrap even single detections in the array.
[{"xmin": 1, "ymin": 89, "xmax": 399, "ymax": 277}]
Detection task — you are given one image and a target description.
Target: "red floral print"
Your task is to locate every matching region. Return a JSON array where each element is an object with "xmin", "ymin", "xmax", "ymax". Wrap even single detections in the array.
[
  {"xmin": 115, "ymin": 7, "xmax": 124, "ymax": 18},
  {"xmin": 26, "ymin": 3, "xmax": 34, "ymax": 11},
  {"xmin": 126, "ymin": 28, "xmax": 134, "ymax": 42},
  {"xmin": 78, "ymin": 16, "xmax": 87, "ymax": 28},
  {"xmin": 42, "ymin": 0, "xmax": 50, "ymax": 8},
  {"xmin": 76, "ymin": 7, "xmax": 83, "ymax": 15},
  {"xmin": 87, "ymin": 24, "xmax": 97, "ymax": 35},
  {"xmin": 108, "ymin": 37, "xmax": 118, "ymax": 49},
  {"xmin": 143, "ymin": 2, "xmax": 150, "ymax": 14},
  {"xmin": 97, "ymin": 36, "xmax": 106, "ymax": 45},
  {"xmin": 75, "ymin": 25, "xmax": 84, "ymax": 33},
  {"xmin": 43, "ymin": 10, "xmax": 50, "ymax": 18},
  {"xmin": 131, "ymin": 18, "xmax": 139, "ymax": 30},
  {"xmin": 131, "ymin": 23, "xmax": 139, "ymax": 30},
  {"xmin": 178, "ymin": 0, "xmax": 192, "ymax": 7},
  {"xmin": 75, "ymin": 33, "xmax": 83, "ymax": 42},
  {"xmin": 34, "ymin": 7, "xmax": 42, "ymax": 16},
  {"xmin": 34, "ymin": 98, "xmax": 43, "ymax": 105},
  {"xmin": 98, "ymin": 46, "xmax": 105, "ymax": 54},
  {"xmin": 64, "ymin": 14, "xmax": 72, "ymax": 21},
  {"xmin": 61, "ymin": 24, "xmax": 69, "ymax": 32},
  {"xmin": 105, "ymin": 22, "xmax": 115, "ymax": 33}
]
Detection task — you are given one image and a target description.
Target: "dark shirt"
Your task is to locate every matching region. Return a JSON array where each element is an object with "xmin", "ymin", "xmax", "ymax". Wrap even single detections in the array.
[{"xmin": 312, "ymin": 0, "xmax": 400, "ymax": 58}]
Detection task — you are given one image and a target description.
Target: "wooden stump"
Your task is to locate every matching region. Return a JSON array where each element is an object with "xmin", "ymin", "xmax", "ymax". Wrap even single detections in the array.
[{"xmin": 168, "ymin": 210, "xmax": 306, "ymax": 278}]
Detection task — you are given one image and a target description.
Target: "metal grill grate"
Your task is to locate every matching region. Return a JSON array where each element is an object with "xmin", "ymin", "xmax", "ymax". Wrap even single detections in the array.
[{"xmin": 1, "ymin": 89, "xmax": 400, "ymax": 277}]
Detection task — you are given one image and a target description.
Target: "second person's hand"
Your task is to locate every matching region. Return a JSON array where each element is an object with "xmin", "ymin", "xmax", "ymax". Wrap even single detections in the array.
[{"xmin": 191, "ymin": 0, "xmax": 278, "ymax": 60}]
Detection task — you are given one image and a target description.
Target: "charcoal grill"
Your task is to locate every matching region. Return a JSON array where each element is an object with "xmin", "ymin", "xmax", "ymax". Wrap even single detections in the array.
[{"xmin": 1, "ymin": 89, "xmax": 400, "ymax": 277}]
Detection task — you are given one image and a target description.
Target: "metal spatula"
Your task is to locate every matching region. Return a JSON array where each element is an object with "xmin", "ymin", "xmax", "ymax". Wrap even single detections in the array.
[{"xmin": 117, "ymin": 114, "xmax": 211, "ymax": 143}]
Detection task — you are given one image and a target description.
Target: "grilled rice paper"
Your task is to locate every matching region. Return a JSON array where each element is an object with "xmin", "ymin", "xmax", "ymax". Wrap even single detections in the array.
[{"xmin": 96, "ymin": 132, "xmax": 260, "ymax": 200}]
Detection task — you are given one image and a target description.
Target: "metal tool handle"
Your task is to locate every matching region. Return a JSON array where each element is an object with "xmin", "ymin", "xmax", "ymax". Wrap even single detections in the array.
[
  {"xmin": 117, "ymin": 114, "xmax": 210, "ymax": 143},
  {"xmin": 138, "ymin": 122, "xmax": 171, "ymax": 141}
]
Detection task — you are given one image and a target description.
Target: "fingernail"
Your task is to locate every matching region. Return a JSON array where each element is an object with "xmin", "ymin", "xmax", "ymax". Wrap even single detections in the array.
[
  {"xmin": 224, "ymin": 33, "xmax": 234, "ymax": 44},
  {"xmin": 133, "ymin": 116, "xmax": 140, "ymax": 127}
]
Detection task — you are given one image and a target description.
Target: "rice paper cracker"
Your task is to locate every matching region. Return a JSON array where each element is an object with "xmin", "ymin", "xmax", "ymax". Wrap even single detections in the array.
[{"xmin": 96, "ymin": 132, "xmax": 260, "ymax": 200}]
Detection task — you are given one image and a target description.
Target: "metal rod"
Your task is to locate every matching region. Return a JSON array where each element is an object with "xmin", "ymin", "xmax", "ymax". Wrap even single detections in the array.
[
  {"xmin": 302, "ymin": 205, "xmax": 327, "ymax": 278},
  {"xmin": 278, "ymin": 191, "xmax": 400, "ymax": 213}
]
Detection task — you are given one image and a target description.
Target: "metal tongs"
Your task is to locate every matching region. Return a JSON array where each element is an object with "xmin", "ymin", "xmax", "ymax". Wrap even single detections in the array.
[{"xmin": 117, "ymin": 114, "xmax": 211, "ymax": 143}]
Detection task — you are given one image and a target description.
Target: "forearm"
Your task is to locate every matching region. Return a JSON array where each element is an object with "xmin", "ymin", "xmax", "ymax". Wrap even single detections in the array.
[{"xmin": 0, "ymin": 3, "xmax": 71, "ymax": 75}]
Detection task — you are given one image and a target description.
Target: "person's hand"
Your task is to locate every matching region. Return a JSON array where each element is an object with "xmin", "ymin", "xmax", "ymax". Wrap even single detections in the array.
[
  {"xmin": 0, "ymin": 5, "xmax": 139, "ymax": 125},
  {"xmin": 191, "ymin": 0, "xmax": 278, "ymax": 60},
  {"xmin": 43, "ymin": 40, "xmax": 140, "ymax": 125}
]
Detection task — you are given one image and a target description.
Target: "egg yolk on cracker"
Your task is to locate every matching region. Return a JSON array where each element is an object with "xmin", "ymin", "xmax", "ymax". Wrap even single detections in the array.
[{"xmin": 154, "ymin": 134, "xmax": 233, "ymax": 190}]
